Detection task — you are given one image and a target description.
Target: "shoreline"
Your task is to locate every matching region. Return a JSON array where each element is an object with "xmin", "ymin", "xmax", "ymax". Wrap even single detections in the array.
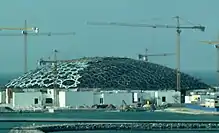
[
  {"xmin": 2, "ymin": 105, "xmax": 219, "ymax": 115},
  {"xmin": 164, "ymin": 107, "xmax": 219, "ymax": 115}
]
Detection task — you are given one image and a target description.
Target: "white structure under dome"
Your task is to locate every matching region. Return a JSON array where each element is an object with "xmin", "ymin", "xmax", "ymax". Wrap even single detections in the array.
[
  {"xmin": 94, "ymin": 92, "xmax": 133, "ymax": 106},
  {"xmin": 58, "ymin": 90, "xmax": 181, "ymax": 107},
  {"xmin": 0, "ymin": 90, "xmax": 6, "ymax": 104},
  {"xmin": 59, "ymin": 91, "xmax": 94, "ymax": 108},
  {"xmin": 12, "ymin": 92, "xmax": 42, "ymax": 108},
  {"xmin": 155, "ymin": 90, "xmax": 181, "ymax": 105},
  {"xmin": 7, "ymin": 88, "xmax": 55, "ymax": 109},
  {"xmin": 4, "ymin": 88, "xmax": 181, "ymax": 109}
]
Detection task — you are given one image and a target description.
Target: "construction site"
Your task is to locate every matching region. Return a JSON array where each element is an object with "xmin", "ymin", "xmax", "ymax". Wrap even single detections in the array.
[{"xmin": 0, "ymin": 16, "xmax": 218, "ymax": 113}]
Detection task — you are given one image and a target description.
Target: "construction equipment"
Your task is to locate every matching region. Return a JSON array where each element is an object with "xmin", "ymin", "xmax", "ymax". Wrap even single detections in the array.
[
  {"xmin": 200, "ymin": 32, "xmax": 219, "ymax": 85},
  {"xmin": 0, "ymin": 20, "xmax": 75, "ymax": 73},
  {"xmin": 120, "ymin": 100, "xmax": 134, "ymax": 112},
  {"xmin": 87, "ymin": 16, "xmax": 205, "ymax": 92},
  {"xmin": 138, "ymin": 48, "xmax": 175, "ymax": 62}
]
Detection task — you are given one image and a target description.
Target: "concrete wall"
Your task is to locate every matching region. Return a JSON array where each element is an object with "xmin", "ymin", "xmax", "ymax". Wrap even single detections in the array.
[
  {"xmin": 59, "ymin": 91, "xmax": 94, "ymax": 108},
  {"xmin": 155, "ymin": 90, "xmax": 181, "ymax": 105},
  {"xmin": 0, "ymin": 91, "xmax": 6, "ymax": 104},
  {"xmin": 59, "ymin": 91, "xmax": 66, "ymax": 107},
  {"xmin": 139, "ymin": 91, "xmax": 156, "ymax": 101},
  {"xmin": 102, "ymin": 92, "xmax": 133, "ymax": 107},
  {"xmin": 10, "ymin": 89, "xmax": 182, "ymax": 108},
  {"xmin": 0, "ymin": 92, "xmax": 2, "ymax": 104},
  {"xmin": 12, "ymin": 92, "xmax": 42, "ymax": 108}
]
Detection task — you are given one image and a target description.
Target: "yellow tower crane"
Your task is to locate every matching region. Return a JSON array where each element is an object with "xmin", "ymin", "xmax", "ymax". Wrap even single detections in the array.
[
  {"xmin": 0, "ymin": 25, "xmax": 38, "ymax": 104},
  {"xmin": 0, "ymin": 20, "xmax": 75, "ymax": 73},
  {"xmin": 87, "ymin": 16, "xmax": 205, "ymax": 92},
  {"xmin": 200, "ymin": 33, "xmax": 219, "ymax": 85}
]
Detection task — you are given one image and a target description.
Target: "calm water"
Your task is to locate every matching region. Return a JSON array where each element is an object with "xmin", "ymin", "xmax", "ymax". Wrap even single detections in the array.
[{"xmin": 1, "ymin": 111, "xmax": 219, "ymax": 133}]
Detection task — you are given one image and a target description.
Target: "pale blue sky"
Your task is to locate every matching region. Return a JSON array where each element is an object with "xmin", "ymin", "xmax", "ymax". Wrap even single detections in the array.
[{"xmin": 0, "ymin": 0, "xmax": 218, "ymax": 73}]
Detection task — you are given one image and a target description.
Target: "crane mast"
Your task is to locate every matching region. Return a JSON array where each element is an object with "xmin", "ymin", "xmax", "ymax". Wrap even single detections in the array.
[
  {"xmin": 175, "ymin": 16, "xmax": 181, "ymax": 93},
  {"xmin": 0, "ymin": 20, "xmax": 75, "ymax": 73},
  {"xmin": 87, "ymin": 16, "xmax": 205, "ymax": 93},
  {"xmin": 0, "ymin": 22, "xmax": 39, "ymax": 73},
  {"xmin": 53, "ymin": 49, "xmax": 58, "ymax": 107},
  {"xmin": 53, "ymin": 49, "xmax": 58, "ymax": 89},
  {"xmin": 24, "ymin": 20, "xmax": 28, "ymax": 74},
  {"xmin": 0, "ymin": 24, "xmax": 38, "ymax": 104}
]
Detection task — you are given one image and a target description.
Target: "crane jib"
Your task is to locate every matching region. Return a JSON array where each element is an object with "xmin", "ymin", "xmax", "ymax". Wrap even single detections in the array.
[{"xmin": 87, "ymin": 22, "xmax": 205, "ymax": 32}]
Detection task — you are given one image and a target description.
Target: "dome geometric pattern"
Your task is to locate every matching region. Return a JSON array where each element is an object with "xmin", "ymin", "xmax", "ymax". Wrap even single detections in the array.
[{"xmin": 5, "ymin": 57, "xmax": 211, "ymax": 90}]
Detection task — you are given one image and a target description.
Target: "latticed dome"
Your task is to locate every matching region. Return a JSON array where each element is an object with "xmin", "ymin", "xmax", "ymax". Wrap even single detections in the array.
[{"xmin": 5, "ymin": 57, "xmax": 211, "ymax": 90}]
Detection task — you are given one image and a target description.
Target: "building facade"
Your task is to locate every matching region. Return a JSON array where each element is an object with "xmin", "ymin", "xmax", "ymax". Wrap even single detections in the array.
[
  {"xmin": 59, "ymin": 91, "xmax": 94, "ymax": 108},
  {"xmin": 94, "ymin": 92, "xmax": 133, "ymax": 106},
  {"xmin": 6, "ymin": 88, "xmax": 181, "ymax": 108},
  {"xmin": 155, "ymin": 90, "xmax": 181, "ymax": 105},
  {"xmin": 12, "ymin": 92, "xmax": 42, "ymax": 108}
]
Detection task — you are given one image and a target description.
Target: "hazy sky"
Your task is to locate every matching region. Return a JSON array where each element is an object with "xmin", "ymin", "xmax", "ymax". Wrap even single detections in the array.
[{"xmin": 0, "ymin": 0, "xmax": 218, "ymax": 73}]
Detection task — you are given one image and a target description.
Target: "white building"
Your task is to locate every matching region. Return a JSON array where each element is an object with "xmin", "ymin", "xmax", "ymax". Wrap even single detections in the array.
[
  {"xmin": 94, "ymin": 92, "xmax": 133, "ymax": 106},
  {"xmin": 59, "ymin": 91, "xmax": 133, "ymax": 108},
  {"xmin": 58, "ymin": 90, "xmax": 180, "ymax": 108},
  {"xmin": 137, "ymin": 91, "xmax": 156, "ymax": 103},
  {"xmin": 12, "ymin": 91, "xmax": 42, "ymax": 108},
  {"xmin": 6, "ymin": 88, "xmax": 181, "ymax": 108},
  {"xmin": 185, "ymin": 91, "xmax": 219, "ymax": 105},
  {"xmin": 205, "ymin": 98, "xmax": 219, "ymax": 108},
  {"xmin": 0, "ymin": 91, "xmax": 6, "ymax": 104},
  {"xmin": 10, "ymin": 89, "xmax": 54, "ymax": 108},
  {"xmin": 155, "ymin": 90, "xmax": 181, "ymax": 105},
  {"xmin": 59, "ymin": 91, "xmax": 94, "ymax": 108}
]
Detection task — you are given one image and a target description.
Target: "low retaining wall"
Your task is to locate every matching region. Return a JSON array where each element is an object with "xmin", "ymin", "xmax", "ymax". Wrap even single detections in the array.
[
  {"xmin": 9, "ymin": 128, "xmax": 44, "ymax": 133},
  {"xmin": 9, "ymin": 122, "xmax": 219, "ymax": 132}
]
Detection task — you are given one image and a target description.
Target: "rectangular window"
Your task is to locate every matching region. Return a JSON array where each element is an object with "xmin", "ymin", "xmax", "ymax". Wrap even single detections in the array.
[
  {"xmin": 45, "ymin": 98, "xmax": 53, "ymax": 104},
  {"xmin": 100, "ymin": 98, "xmax": 103, "ymax": 104},
  {"xmin": 162, "ymin": 97, "xmax": 166, "ymax": 102},
  {"xmin": 138, "ymin": 98, "xmax": 141, "ymax": 102},
  {"xmin": 132, "ymin": 92, "xmax": 138, "ymax": 103},
  {"xmin": 34, "ymin": 98, "xmax": 38, "ymax": 104},
  {"xmin": 132, "ymin": 92, "xmax": 134, "ymax": 103}
]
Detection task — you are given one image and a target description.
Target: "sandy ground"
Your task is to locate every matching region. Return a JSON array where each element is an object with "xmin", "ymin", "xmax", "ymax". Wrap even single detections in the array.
[{"xmin": 164, "ymin": 107, "xmax": 219, "ymax": 115}]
